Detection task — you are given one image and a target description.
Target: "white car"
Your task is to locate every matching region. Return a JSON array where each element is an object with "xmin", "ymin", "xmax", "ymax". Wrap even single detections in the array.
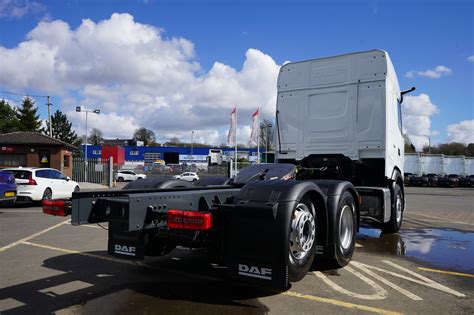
[
  {"xmin": 173, "ymin": 172, "xmax": 199, "ymax": 182},
  {"xmin": 4, "ymin": 167, "xmax": 80, "ymax": 202},
  {"xmin": 115, "ymin": 170, "xmax": 147, "ymax": 182}
]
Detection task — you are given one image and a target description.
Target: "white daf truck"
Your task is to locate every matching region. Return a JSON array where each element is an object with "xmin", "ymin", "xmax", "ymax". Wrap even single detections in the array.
[
  {"xmin": 276, "ymin": 49, "xmax": 414, "ymax": 233},
  {"xmin": 44, "ymin": 49, "xmax": 414, "ymax": 289}
]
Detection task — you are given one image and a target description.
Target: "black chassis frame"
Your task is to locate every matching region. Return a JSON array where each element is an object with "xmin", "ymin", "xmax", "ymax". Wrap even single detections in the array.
[{"xmin": 70, "ymin": 179, "xmax": 358, "ymax": 289}]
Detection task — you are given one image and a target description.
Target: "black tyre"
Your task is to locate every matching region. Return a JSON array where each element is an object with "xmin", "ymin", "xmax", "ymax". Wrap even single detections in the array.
[
  {"xmin": 74, "ymin": 186, "xmax": 80, "ymax": 192},
  {"xmin": 117, "ymin": 177, "xmax": 124, "ymax": 182},
  {"xmin": 288, "ymin": 196, "xmax": 318, "ymax": 282},
  {"xmin": 42, "ymin": 188, "xmax": 52, "ymax": 201},
  {"xmin": 381, "ymin": 184, "xmax": 403, "ymax": 233},
  {"xmin": 329, "ymin": 191, "xmax": 357, "ymax": 268}
]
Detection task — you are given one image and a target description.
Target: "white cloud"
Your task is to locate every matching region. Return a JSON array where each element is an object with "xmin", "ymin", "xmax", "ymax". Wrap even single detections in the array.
[
  {"xmin": 405, "ymin": 65, "xmax": 452, "ymax": 79},
  {"xmin": 447, "ymin": 120, "xmax": 474, "ymax": 144},
  {"xmin": 0, "ymin": 0, "xmax": 46, "ymax": 19},
  {"xmin": 0, "ymin": 13, "xmax": 280, "ymax": 144},
  {"xmin": 468, "ymin": 56, "xmax": 474, "ymax": 63},
  {"xmin": 402, "ymin": 93, "xmax": 439, "ymax": 150}
]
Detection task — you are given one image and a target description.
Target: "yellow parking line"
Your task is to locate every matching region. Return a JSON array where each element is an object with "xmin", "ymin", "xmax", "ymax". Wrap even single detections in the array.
[
  {"xmin": 0, "ymin": 219, "xmax": 70, "ymax": 252},
  {"xmin": 282, "ymin": 291, "xmax": 402, "ymax": 315},
  {"xmin": 417, "ymin": 267, "xmax": 474, "ymax": 278}
]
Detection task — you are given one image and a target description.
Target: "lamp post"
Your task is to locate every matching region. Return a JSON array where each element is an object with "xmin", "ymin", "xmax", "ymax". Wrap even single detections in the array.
[
  {"xmin": 76, "ymin": 106, "xmax": 100, "ymax": 182},
  {"xmin": 191, "ymin": 131, "xmax": 194, "ymax": 156},
  {"xmin": 422, "ymin": 134, "xmax": 431, "ymax": 154},
  {"xmin": 265, "ymin": 123, "xmax": 272, "ymax": 163}
]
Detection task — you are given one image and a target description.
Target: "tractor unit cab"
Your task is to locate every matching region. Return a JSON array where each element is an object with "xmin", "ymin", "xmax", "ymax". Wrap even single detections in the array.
[
  {"xmin": 276, "ymin": 50, "xmax": 404, "ymax": 184},
  {"xmin": 276, "ymin": 50, "xmax": 413, "ymax": 230}
]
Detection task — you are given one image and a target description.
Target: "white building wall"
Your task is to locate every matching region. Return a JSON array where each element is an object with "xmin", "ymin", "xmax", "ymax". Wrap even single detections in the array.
[
  {"xmin": 443, "ymin": 156, "xmax": 466, "ymax": 176},
  {"xmin": 404, "ymin": 154, "xmax": 421, "ymax": 175},
  {"xmin": 404, "ymin": 154, "xmax": 473, "ymax": 176},
  {"xmin": 466, "ymin": 158, "xmax": 474, "ymax": 175},
  {"xmin": 420, "ymin": 154, "xmax": 444, "ymax": 175}
]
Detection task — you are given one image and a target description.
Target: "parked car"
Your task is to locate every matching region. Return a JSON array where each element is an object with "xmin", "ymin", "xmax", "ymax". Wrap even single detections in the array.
[
  {"xmin": 426, "ymin": 173, "xmax": 439, "ymax": 187},
  {"xmin": 3, "ymin": 167, "xmax": 79, "ymax": 202},
  {"xmin": 403, "ymin": 173, "xmax": 414, "ymax": 186},
  {"xmin": 0, "ymin": 170, "xmax": 17, "ymax": 204},
  {"xmin": 115, "ymin": 170, "xmax": 147, "ymax": 182},
  {"xmin": 438, "ymin": 174, "xmax": 460, "ymax": 188},
  {"xmin": 172, "ymin": 172, "xmax": 199, "ymax": 182},
  {"xmin": 419, "ymin": 174, "xmax": 430, "ymax": 187},
  {"xmin": 404, "ymin": 173, "xmax": 423, "ymax": 186},
  {"xmin": 459, "ymin": 175, "xmax": 474, "ymax": 187}
]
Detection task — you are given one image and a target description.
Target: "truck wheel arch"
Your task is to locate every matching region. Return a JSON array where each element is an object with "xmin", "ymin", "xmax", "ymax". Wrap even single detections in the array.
[{"xmin": 390, "ymin": 167, "xmax": 405, "ymax": 211}]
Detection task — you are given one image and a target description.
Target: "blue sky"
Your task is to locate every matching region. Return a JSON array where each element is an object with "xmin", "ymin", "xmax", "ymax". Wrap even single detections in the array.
[{"xmin": 0, "ymin": 0, "xmax": 472, "ymax": 147}]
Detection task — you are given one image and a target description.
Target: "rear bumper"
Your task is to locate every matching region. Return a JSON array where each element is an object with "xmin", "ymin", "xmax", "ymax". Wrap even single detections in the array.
[{"xmin": 16, "ymin": 188, "xmax": 43, "ymax": 201}]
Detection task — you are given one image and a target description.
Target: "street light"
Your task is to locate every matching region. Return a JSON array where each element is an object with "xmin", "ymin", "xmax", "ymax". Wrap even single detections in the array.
[
  {"xmin": 76, "ymin": 106, "xmax": 100, "ymax": 182},
  {"xmin": 265, "ymin": 123, "xmax": 272, "ymax": 163},
  {"xmin": 421, "ymin": 134, "xmax": 431, "ymax": 154},
  {"xmin": 191, "ymin": 131, "xmax": 194, "ymax": 156}
]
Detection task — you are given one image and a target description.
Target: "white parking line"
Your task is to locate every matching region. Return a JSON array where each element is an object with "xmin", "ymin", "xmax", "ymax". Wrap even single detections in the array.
[{"xmin": 0, "ymin": 219, "xmax": 70, "ymax": 252}]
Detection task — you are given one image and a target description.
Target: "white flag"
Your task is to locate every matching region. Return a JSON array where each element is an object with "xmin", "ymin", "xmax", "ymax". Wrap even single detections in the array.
[
  {"xmin": 227, "ymin": 106, "xmax": 237, "ymax": 145},
  {"xmin": 249, "ymin": 108, "xmax": 259, "ymax": 145}
]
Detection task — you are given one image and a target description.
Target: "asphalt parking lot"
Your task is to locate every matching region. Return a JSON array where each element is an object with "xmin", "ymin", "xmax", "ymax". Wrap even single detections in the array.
[{"xmin": 1, "ymin": 186, "xmax": 473, "ymax": 314}]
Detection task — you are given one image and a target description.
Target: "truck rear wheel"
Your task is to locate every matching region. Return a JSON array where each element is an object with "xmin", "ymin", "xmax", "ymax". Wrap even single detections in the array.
[
  {"xmin": 333, "ymin": 191, "xmax": 357, "ymax": 268},
  {"xmin": 318, "ymin": 191, "xmax": 356, "ymax": 270},
  {"xmin": 288, "ymin": 196, "xmax": 317, "ymax": 282},
  {"xmin": 381, "ymin": 184, "xmax": 403, "ymax": 233}
]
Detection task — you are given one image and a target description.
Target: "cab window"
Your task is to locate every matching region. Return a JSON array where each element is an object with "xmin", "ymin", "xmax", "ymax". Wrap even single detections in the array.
[{"xmin": 397, "ymin": 99, "xmax": 403, "ymax": 132}]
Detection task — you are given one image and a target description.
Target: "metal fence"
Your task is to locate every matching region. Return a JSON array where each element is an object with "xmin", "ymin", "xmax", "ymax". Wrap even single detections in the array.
[{"xmin": 72, "ymin": 157, "xmax": 111, "ymax": 184}]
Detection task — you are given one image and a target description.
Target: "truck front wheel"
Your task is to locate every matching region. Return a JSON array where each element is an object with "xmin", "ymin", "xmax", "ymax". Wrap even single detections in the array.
[
  {"xmin": 288, "ymin": 196, "xmax": 317, "ymax": 282},
  {"xmin": 382, "ymin": 184, "xmax": 403, "ymax": 233}
]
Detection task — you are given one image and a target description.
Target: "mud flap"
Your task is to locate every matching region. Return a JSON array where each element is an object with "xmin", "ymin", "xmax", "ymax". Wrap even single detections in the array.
[
  {"xmin": 220, "ymin": 201, "xmax": 293, "ymax": 289},
  {"xmin": 107, "ymin": 220, "xmax": 146, "ymax": 260}
]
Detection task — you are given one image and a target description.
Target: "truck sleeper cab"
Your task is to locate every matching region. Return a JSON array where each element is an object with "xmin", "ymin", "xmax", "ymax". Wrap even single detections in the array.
[{"xmin": 276, "ymin": 49, "xmax": 411, "ymax": 233}]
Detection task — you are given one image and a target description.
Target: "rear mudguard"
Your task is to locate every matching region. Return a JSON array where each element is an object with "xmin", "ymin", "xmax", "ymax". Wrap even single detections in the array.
[{"xmin": 219, "ymin": 179, "xmax": 358, "ymax": 288}]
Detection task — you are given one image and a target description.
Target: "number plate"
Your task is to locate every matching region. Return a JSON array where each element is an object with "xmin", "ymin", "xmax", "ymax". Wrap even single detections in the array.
[{"xmin": 4, "ymin": 191, "xmax": 15, "ymax": 197}]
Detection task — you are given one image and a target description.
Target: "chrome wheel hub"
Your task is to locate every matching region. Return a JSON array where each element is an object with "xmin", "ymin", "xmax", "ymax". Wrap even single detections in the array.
[
  {"xmin": 339, "ymin": 205, "xmax": 354, "ymax": 251},
  {"xmin": 289, "ymin": 202, "xmax": 316, "ymax": 263},
  {"xmin": 396, "ymin": 194, "xmax": 402, "ymax": 224}
]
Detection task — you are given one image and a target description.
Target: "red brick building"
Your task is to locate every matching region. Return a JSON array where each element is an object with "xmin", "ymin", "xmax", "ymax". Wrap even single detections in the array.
[{"xmin": 0, "ymin": 132, "xmax": 76, "ymax": 177}]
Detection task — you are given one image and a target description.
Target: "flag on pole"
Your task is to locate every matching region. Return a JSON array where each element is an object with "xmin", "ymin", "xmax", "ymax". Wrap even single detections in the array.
[
  {"xmin": 227, "ymin": 106, "xmax": 237, "ymax": 145},
  {"xmin": 249, "ymin": 108, "xmax": 260, "ymax": 145}
]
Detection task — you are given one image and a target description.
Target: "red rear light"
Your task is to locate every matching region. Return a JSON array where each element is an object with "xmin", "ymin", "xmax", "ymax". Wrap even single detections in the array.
[
  {"xmin": 28, "ymin": 173, "xmax": 37, "ymax": 185},
  {"xmin": 167, "ymin": 210, "xmax": 213, "ymax": 231},
  {"xmin": 42, "ymin": 200, "xmax": 69, "ymax": 216}
]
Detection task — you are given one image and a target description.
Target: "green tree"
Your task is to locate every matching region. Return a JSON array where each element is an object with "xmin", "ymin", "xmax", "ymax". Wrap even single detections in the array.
[
  {"xmin": 0, "ymin": 99, "xmax": 20, "ymax": 133},
  {"xmin": 42, "ymin": 110, "xmax": 79, "ymax": 145},
  {"xmin": 467, "ymin": 143, "xmax": 474, "ymax": 157},
  {"xmin": 16, "ymin": 97, "xmax": 42, "ymax": 132},
  {"xmin": 87, "ymin": 128, "xmax": 104, "ymax": 145},
  {"xmin": 133, "ymin": 127, "xmax": 156, "ymax": 146}
]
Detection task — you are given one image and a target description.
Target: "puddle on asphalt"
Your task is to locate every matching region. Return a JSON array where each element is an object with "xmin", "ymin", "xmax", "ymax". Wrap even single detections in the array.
[{"xmin": 357, "ymin": 227, "xmax": 474, "ymax": 273}]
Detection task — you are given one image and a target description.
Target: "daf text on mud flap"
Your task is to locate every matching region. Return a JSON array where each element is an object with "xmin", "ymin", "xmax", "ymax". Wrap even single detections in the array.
[
  {"xmin": 238, "ymin": 264, "xmax": 272, "ymax": 280},
  {"xmin": 114, "ymin": 245, "xmax": 136, "ymax": 256}
]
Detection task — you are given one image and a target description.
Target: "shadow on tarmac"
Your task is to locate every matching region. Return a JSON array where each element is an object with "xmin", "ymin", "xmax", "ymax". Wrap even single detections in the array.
[{"xmin": 0, "ymin": 249, "xmax": 277, "ymax": 314}]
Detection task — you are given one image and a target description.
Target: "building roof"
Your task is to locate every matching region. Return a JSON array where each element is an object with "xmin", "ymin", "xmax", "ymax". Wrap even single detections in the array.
[{"xmin": 0, "ymin": 132, "xmax": 77, "ymax": 149}]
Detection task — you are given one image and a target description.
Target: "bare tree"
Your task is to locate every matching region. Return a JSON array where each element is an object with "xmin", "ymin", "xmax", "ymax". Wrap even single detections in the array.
[
  {"xmin": 259, "ymin": 119, "xmax": 274, "ymax": 151},
  {"xmin": 133, "ymin": 127, "xmax": 156, "ymax": 146},
  {"xmin": 88, "ymin": 128, "xmax": 103, "ymax": 145}
]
